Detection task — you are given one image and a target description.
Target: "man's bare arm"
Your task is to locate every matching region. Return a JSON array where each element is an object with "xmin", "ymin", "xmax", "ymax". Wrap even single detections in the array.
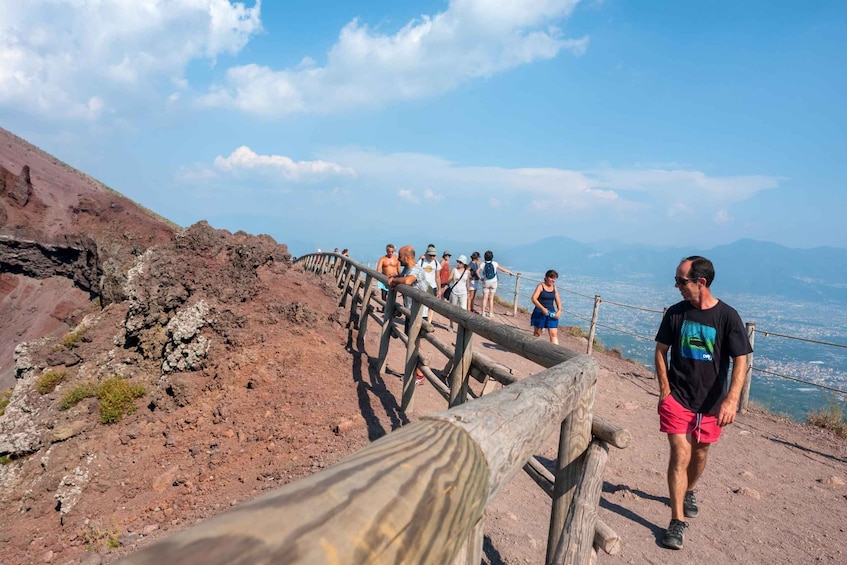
[
  {"xmin": 717, "ymin": 355, "xmax": 747, "ymax": 427},
  {"xmin": 654, "ymin": 342, "xmax": 671, "ymax": 407}
]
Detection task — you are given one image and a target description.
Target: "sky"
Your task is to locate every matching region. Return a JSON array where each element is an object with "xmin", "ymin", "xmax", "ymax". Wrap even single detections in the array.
[{"xmin": 1, "ymin": 0, "xmax": 846, "ymax": 258}]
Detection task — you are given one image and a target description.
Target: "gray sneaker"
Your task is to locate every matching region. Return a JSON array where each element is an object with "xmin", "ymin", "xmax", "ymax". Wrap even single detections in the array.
[
  {"xmin": 662, "ymin": 519, "xmax": 687, "ymax": 550},
  {"xmin": 683, "ymin": 490, "xmax": 699, "ymax": 518}
]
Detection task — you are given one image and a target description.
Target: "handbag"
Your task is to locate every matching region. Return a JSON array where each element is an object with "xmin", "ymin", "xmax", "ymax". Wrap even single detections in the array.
[{"xmin": 444, "ymin": 269, "xmax": 466, "ymax": 301}]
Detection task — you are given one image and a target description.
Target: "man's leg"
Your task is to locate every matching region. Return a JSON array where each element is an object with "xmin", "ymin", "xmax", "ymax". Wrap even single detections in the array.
[
  {"xmin": 667, "ymin": 434, "xmax": 692, "ymax": 520},
  {"xmin": 687, "ymin": 441, "xmax": 710, "ymax": 491}
]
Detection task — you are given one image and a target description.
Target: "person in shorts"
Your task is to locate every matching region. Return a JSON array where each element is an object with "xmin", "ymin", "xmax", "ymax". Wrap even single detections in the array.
[
  {"xmin": 530, "ymin": 270, "xmax": 562, "ymax": 344},
  {"xmin": 467, "ymin": 251, "xmax": 482, "ymax": 313},
  {"xmin": 478, "ymin": 250, "xmax": 514, "ymax": 318},
  {"xmin": 655, "ymin": 256, "xmax": 752, "ymax": 550},
  {"xmin": 376, "ymin": 244, "xmax": 400, "ymax": 303}
]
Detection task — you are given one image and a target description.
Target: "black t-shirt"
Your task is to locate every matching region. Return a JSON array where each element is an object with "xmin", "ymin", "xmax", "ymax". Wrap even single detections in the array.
[{"xmin": 656, "ymin": 300, "xmax": 753, "ymax": 414}]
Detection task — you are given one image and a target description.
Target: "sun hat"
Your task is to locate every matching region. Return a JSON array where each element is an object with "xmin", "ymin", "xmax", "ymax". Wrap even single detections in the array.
[
  {"xmin": 457, "ymin": 254, "xmax": 468, "ymax": 264},
  {"xmin": 442, "ymin": 251, "xmax": 451, "ymax": 257},
  {"xmin": 425, "ymin": 244, "xmax": 437, "ymax": 255}
]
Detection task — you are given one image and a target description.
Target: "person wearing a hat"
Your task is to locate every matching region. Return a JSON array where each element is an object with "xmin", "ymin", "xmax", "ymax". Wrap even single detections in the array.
[
  {"xmin": 445, "ymin": 254, "xmax": 471, "ymax": 331},
  {"xmin": 417, "ymin": 243, "xmax": 441, "ymax": 320},
  {"xmin": 439, "ymin": 251, "xmax": 452, "ymax": 296}
]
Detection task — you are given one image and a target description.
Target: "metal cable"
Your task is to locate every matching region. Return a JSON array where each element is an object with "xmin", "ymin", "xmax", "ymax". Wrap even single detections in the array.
[
  {"xmin": 751, "ymin": 366, "xmax": 847, "ymax": 395},
  {"xmin": 598, "ymin": 298, "xmax": 664, "ymax": 314},
  {"xmin": 753, "ymin": 329, "xmax": 847, "ymax": 349}
]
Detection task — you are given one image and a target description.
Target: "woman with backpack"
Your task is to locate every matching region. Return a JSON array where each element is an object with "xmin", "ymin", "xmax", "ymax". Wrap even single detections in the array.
[{"xmin": 479, "ymin": 250, "xmax": 515, "ymax": 318}]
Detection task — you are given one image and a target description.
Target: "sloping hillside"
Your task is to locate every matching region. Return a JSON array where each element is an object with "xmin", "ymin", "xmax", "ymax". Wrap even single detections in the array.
[{"xmin": 0, "ymin": 127, "xmax": 177, "ymax": 388}]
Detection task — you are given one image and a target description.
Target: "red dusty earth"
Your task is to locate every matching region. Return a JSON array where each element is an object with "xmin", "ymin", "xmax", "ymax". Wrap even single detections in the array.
[{"xmin": 0, "ymin": 128, "xmax": 845, "ymax": 564}]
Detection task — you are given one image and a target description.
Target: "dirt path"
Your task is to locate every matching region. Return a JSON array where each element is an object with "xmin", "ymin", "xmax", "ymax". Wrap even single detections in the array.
[{"xmin": 371, "ymin": 302, "xmax": 847, "ymax": 564}]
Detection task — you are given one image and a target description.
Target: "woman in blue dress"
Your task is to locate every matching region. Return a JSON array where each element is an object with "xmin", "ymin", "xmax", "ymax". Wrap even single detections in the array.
[{"xmin": 530, "ymin": 270, "xmax": 562, "ymax": 344}]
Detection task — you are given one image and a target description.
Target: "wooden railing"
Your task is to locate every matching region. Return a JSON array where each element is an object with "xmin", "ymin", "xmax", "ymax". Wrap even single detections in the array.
[{"xmin": 119, "ymin": 252, "xmax": 630, "ymax": 565}]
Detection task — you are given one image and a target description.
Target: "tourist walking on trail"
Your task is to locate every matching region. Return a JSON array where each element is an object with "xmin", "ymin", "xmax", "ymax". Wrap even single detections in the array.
[
  {"xmin": 376, "ymin": 244, "xmax": 400, "ymax": 303},
  {"xmin": 417, "ymin": 244, "xmax": 441, "ymax": 322},
  {"xmin": 388, "ymin": 245, "xmax": 430, "ymax": 386},
  {"xmin": 655, "ymin": 256, "xmax": 752, "ymax": 550},
  {"xmin": 478, "ymin": 250, "xmax": 515, "ymax": 318},
  {"xmin": 445, "ymin": 255, "xmax": 471, "ymax": 331},
  {"xmin": 467, "ymin": 251, "xmax": 482, "ymax": 314},
  {"xmin": 439, "ymin": 251, "xmax": 452, "ymax": 297},
  {"xmin": 530, "ymin": 270, "xmax": 562, "ymax": 344}
]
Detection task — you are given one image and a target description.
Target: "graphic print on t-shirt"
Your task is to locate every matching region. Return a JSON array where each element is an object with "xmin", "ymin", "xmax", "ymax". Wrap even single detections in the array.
[{"xmin": 680, "ymin": 320, "xmax": 717, "ymax": 362}]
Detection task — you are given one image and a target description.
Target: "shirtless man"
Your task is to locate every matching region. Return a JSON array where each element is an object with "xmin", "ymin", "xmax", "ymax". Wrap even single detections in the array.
[{"xmin": 376, "ymin": 244, "xmax": 401, "ymax": 302}]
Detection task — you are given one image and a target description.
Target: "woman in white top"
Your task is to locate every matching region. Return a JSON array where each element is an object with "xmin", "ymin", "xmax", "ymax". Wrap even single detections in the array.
[
  {"xmin": 479, "ymin": 250, "xmax": 515, "ymax": 318},
  {"xmin": 446, "ymin": 255, "xmax": 471, "ymax": 331}
]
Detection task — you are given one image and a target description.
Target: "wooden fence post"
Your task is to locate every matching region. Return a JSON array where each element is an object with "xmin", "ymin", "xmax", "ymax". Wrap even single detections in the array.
[
  {"xmin": 375, "ymin": 290, "xmax": 398, "ymax": 373},
  {"xmin": 401, "ymin": 300, "xmax": 425, "ymax": 412},
  {"xmin": 546, "ymin": 381, "xmax": 596, "ymax": 565},
  {"xmin": 512, "ymin": 273, "xmax": 522, "ymax": 317},
  {"xmin": 740, "ymin": 322, "xmax": 756, "ymax": 413},
  {"xmin": 449, "ymin": 325, "xmax": 474, "ymax": 408},
  {"xmin": 586, "ymin": 295, "xmax": 601, "ymax": 355},
  {"xmin": 338, "ymin": 265, "xmax": 356, "ymax": 308},
  {"xmin": 358, "ymin": 274, "xmax": 375, "ymax": 334},
  {"xmin": 554, "ymin": 438, "xmax": 609, "ymax": 565}
]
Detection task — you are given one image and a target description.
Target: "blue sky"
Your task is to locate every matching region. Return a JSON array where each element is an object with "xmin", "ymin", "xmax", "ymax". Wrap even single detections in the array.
[{"xmin": 1, "ymin": 0, "xmax": 845, "ymax": 257}]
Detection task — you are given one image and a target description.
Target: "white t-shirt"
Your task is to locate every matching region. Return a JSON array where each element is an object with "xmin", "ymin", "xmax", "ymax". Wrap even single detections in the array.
[
  {"xmin": 449, "ymin": 268, "xmax": 469, "ymax": 295},
  {"xmin": 418, "ymin": 257, "xmax": 439, "ymax": 289}
]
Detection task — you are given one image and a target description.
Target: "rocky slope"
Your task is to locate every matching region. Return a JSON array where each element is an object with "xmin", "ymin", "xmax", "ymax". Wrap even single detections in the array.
[{"xmin": 0, "ymin": 126, "xmax": 177, "ymax": 388}]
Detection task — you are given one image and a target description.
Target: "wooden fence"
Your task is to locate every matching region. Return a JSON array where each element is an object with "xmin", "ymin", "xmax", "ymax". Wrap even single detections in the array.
[{"xmin": 118, "ymin": 252, "xmax": 631, "ymax": 565}]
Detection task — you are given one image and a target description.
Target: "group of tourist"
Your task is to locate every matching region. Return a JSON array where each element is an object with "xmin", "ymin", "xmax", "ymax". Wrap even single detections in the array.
[
  {"xmin": 376, "ymin": 245, "xmax": 750, "ymax": 553},
  {"xmin": 376, "ymin": 242, "xmax": 566, "ymax": 343},
  {"xmin": 377, "ymin": 243, "xmax": 516, "ymax": 317}
]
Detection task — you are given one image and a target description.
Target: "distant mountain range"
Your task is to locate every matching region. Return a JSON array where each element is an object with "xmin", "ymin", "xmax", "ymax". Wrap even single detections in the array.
[
  {"xmin": 290, "ymin": 232, "xmax": 847, "ymax": 303},
  {"xmin": 495, "ymin": 236, "xmax": 847, "ymax": 303}
]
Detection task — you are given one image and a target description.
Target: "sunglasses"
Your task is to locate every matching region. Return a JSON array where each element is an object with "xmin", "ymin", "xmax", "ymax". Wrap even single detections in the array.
[{"xmin": 674, "ymin": 277, "xmax": 698, "ymax": 286}]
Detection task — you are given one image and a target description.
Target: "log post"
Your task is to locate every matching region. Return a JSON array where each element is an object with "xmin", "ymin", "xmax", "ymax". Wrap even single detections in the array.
[
  {"xmin": 593, "ymin": 518, "xmax": 622, "ymax": 555},
  {"xmin": 375, "ymin": 290, "xmax": 398, "ymax": 373},
  {"xmin": 554, "ymin": 439, "xmax": 609, "ymax": 565},
  {"xmin": 586, "ymin": 295, "xmax": 601, "ymax": 355},
  {"xmin": 401, "ymin": 300, "xmax": 425, "ymax": 412},
  {"xmin": 546, "ymin": 381, "xmax": 596, "ymax": 565},
  {"xmin": 358, "ymin": 275, "xmax": 375, "ymax": 335},
  {"xmin": 448, "ymin": 325, "xmax": 474, "ymax": 408},
  {"xmin": 512, "ymin": 273, "xmax": 522, "ymax": 317},
  {"xmin": 118, "ymin": 420, "xmax": 489, "ymax": 565},
  {"xmin": 336, "ymin": 259, "xmax": 349, "ymax": 287},
  {"xmin": 451, "ymin": 516, "xmax": 484, "ymax": 565},
  {"xmin": 740, "ymin": 321, "xmax": 756, "ymax": 413},
  {"xmin": 338, "ymin": 265, "xmax": 355, "ymax": 308}
]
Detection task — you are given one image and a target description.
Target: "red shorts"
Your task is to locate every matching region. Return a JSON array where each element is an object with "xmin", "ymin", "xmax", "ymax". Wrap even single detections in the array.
[{"xmin": 659, "ymin": 394, "xmax": 722, "ymax": 444}]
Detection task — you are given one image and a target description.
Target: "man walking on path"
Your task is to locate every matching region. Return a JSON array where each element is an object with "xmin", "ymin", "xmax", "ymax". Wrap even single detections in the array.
[
  {"xmin": 389, "ymin": 245, "xmax": 430, "ymax": 386},
  {"xmin": 376, "ymin": 244, "xmax": 400, "ymax": 303},
  {"xmin": 655, "ymin": 256, "xmax": 752, "ymax": 550}
]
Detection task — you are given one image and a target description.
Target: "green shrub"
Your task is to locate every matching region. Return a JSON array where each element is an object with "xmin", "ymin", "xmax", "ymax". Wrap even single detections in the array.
[
  {"xmin": 562, "ymin": 325, "xmax": 605, "ymax": 351},
  {"xmin": 36, "ymin": 369, "xmax": 69, "ymax": 395},
  {"xmin": 59, "ymin": 327, "xmax": 87, "ymax": 349},
  {"xmin": 59, "ymin": 377, "xmax": 146, "ymax": 424},
  {"xmin": 808, "ymin": 393, "xmax": 847, "ymax": 438},
  {"xmin": 97, "ymin": 377, "xmax": 146, "ymax": 424},
  {"xmin": 0, "ymin": 388, "xmax": 11, "ymax": 417},
  {"xmin": 60, "ymin": 383, "xmax": 99, "ymax": 410}
]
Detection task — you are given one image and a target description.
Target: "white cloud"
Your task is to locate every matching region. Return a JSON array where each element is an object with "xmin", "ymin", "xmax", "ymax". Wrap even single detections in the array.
[
  {"xmin": 423, "ymin": 188, "xmax": 444, "ymax": 203},
  {"xmin": 398, "ymin": 189, "xmax": 419, "ymax": 203},
  {"xmin": 200, "ymin": 0, "xmax": 587, "ymax": 116},
  {"xmin": 0, "ymin": 0, "xmax": 262, "ymax": 120},
  {"xmin": 213, "ymin": 146, "xmax": 355, "ymax": 181},
  {"xmin": 714, "ymin": 209, "xmax": 732, "ymax": 224}
]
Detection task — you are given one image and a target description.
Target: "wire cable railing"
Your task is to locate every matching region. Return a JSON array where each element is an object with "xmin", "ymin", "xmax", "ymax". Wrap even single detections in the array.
[{"xmin": 491, "ymin": 271, "xmax": 846, "ymax": 411}]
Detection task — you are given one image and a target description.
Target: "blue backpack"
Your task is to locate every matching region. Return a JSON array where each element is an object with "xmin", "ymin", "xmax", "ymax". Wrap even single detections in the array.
[{"xmin": 483, "ymin": 261, "xmax": 496, "ymax": 280}]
